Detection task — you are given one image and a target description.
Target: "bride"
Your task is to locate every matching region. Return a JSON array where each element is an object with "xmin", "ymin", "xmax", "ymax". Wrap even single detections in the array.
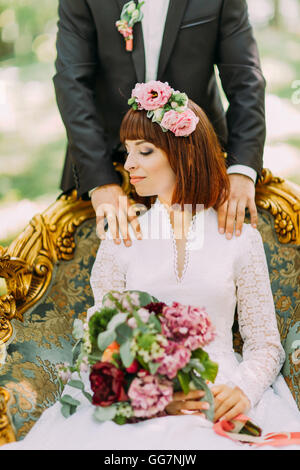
[{"xmin": 2, "ymin": 81, "xmax": 300, "ymax": 450}]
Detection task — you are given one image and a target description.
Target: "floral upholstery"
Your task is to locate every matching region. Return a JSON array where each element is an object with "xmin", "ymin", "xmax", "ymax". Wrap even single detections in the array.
[
  {"xmin": 233, "ymin": 209, "xmax": 300, "ymax": 409},
  {"xmin": 0, "ymin": 207, "xmax": 299, "ymax": 441},
  {"xmin": 0, "ymin": 219, "xmax": 100, "ymax": 440}
]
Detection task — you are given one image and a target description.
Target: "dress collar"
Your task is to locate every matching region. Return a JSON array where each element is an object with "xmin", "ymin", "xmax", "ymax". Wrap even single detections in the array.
[{"xmin": 151, "ymin": 196, "xmax": 210, "ymax": 242}]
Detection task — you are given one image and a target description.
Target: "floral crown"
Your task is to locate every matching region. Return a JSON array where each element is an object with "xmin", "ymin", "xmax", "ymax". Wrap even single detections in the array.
[{"xmin": 128, "ymin": 80, "xmax": 199, "ymax": 137}]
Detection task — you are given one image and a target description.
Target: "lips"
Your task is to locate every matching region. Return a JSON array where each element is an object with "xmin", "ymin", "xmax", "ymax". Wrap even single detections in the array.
[{"xmin": 130, "ymin": 176, "xmax": 146, "ymax": 183}]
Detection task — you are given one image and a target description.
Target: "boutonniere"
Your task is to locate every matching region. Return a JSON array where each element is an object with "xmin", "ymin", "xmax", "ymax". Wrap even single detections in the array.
[{"xmin": 116, "ymin": 1, "xmax": 145, "ymax": 52}]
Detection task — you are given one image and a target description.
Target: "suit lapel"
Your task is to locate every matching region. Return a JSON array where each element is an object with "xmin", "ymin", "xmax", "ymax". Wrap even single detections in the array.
[
  {"xmin": 115, "ymin": 0, "xmax": 145, "ymax": 82},
  {"xmin": 115, "ymin": 0, "xmax": 189, "ymax": 82},
  {"xmin": 157, "ymin": 0, "xmax": 189, "ymax": 79}
]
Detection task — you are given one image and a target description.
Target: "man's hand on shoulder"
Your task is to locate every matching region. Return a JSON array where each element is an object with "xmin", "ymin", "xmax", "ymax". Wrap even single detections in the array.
[
  {"xmin": 217, "ymin": 174, "xmax": 258, "ymax": 240},
  {"xmin": 90, "ymin": 184, "xmax": 143, "ymax": 247}
]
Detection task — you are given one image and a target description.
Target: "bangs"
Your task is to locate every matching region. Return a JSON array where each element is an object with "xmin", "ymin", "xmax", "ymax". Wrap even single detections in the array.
[{"xmin": 119, "ymin": 108, "xmax": 169, "ymax": 150}]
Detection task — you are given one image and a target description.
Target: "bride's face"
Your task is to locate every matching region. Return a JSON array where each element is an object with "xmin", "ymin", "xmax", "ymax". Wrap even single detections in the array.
[{"xmin": 124, "ymin": 139, "xmax": 176, "ymax": 204}]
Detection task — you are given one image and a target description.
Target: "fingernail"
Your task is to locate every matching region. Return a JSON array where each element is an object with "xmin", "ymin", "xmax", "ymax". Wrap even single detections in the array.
[
  {"xmin": 116, "ymin": 238, "xmax": 121, "ymax": 243},
  {"xmin": 219, "ymin": 228, "xmax": 224, "ymax": 234},
  {"xmin": 226, "ymin": 232, "xmax": 232, "ymax": 240},
  {"xmin": 125, "ymin": 240, "xmax": 131, "ymax": 246},
  {"xmin": 202, "ymin": 403, "xmax": 210, "ymax": 410},
  {"xmin": 235, "ymin": 230, "xmax": 240, "ymax": 236}
]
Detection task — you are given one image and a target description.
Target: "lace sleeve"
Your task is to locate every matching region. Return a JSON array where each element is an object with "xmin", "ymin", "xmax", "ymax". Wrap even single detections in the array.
[
  {"xmin": 230, "ymin": 226, "xmax": 285, "ymax": 408},
  {"xmin": 86, "ymin": 239, "xmax": 126, "ymax": 320}
]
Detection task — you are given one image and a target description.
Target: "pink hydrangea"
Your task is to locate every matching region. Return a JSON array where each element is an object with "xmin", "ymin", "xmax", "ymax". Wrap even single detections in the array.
[
  {"xmin": 161, "ymin": 302, "xmax": 215, "ymax": 350},
  {"xmin": 128, "ymin": 371, "xmax": 173, "ymax": 418},
  {"xmin": 155, "ymin": 340, "xmax": 191, "ymax": 379},
  {"xmin": 161, "ymin": 108, "xmax": 199, "ymax": 136},
  {"xmin": 131, "ymin": 81, "xmax": 174, "ymax": 111}
]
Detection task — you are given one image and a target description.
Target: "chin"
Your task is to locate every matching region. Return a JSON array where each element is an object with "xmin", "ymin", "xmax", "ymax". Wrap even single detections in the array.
[{"xmin": 135, "ymin": 189, "xmax": 155, "ymax": 197}]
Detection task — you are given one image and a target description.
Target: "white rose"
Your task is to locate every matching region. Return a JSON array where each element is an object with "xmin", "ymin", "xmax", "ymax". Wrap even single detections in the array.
[{"xmin": 137, "ymin": 307, "xmax": 150, "ymax": 322}]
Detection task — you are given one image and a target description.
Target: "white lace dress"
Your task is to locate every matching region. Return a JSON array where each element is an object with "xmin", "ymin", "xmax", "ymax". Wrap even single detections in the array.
[{"xmin": 2, "ymin": 198, "xmax": 300, "ymax": 450}]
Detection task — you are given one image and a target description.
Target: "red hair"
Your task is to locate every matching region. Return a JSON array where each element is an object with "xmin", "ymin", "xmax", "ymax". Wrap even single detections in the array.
[{"xmin": 119, "ymin": 99, "xmax": 230, "ymax": 213}]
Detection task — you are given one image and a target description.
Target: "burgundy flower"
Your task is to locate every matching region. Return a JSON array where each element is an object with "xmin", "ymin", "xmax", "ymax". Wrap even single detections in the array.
[
  {"xmin": 144, "ymin": 302, "xmax": 167, "ymax": 316},
  {"xmin": 89, "ymin": 362, "xmax": 128, "ymax": 406}
]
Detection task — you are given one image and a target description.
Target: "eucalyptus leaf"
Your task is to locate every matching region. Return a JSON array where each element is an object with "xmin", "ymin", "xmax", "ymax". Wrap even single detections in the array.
[
  {"xmin": 191, "ymin": 372, "xmax": 214, "ymax": 422},
  {"xmin": 120, "ymin": 339, "xmax": 135, "ymax": 368},
  {"xmin": 72, "ymin": 340, "xmax": 82, "ymax": 364},
  {"xmin": 82, "ymin": 391, "xmax": 93, "ymax": 403},
  {"xmin": 188, "ymin": 358, "xmax": 205, "ymax": 373},
  {"xmin": 97, "ymin": 329, "xmax": 116, "ymax": 351},
  {"xmin": 148, "ymin": 313, "xmax": 162, "ymax": 333},
  {"xmin": 61, "ymin": 403, "xmax": 71, "ymax": 419},
  {"xmin": 93, "ymin": 405, "xmax": 117, "ymax": 422},
  {"xmin": 68, "ymin": 379, "xmax": 84, "ymax": 391},
  {"xmin": 148, "ymin": 361, "xmax": 160, "ymax": 375},
  {"xmin": 115, "ymin": 322, "xmax": 134, "ymax": 345},
  {"xmin": 60, "ymin": 394, "xmax": 81, "ymax": 407},
  {"xmin": 107, "ymin": 312, "xmax": 128, "ymax": 331}
]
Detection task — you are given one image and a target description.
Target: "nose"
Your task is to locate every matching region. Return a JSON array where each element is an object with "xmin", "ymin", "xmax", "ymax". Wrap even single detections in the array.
[{"xmin": 124, "ymin": 152, "xmax": 138, "ymax": 172}]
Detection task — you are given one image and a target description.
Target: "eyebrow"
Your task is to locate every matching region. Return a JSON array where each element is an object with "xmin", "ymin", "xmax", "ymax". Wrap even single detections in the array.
[{"xmin": 125, "ymin": 140, "xmax": 148, "ymax": 149}]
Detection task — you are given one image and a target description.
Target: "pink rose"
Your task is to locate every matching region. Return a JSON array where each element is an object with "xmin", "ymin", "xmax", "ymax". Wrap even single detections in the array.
[
  {"xmin": 161, "ymin": 109, "xmax": 199, "ymax": 136},
  {"xmin": 131, "ymin": 80, "xmax": 174, "ymax": 111}
]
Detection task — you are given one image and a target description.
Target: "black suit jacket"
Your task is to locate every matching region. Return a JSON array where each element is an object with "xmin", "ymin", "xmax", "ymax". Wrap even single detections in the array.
[{"xmin": 53, "ymin": 0, "xmax": 266, "ymax": 199}]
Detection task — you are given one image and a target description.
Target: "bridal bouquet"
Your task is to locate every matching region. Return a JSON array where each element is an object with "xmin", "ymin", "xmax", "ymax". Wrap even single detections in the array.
[{"xmin": 57, "ymin": 290, "xmax": 218, "ymax": 424}]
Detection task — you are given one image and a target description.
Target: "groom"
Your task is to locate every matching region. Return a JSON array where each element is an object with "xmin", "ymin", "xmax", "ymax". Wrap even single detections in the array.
[{"xmin": 53, "ymin": 0, "xmax": 266, "ymax": 244}]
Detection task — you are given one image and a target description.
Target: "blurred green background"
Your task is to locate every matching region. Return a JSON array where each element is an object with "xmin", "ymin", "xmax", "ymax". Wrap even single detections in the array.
[{"xmin": 0, "ymin": 0, "xmax": 300, "ymax": 249}]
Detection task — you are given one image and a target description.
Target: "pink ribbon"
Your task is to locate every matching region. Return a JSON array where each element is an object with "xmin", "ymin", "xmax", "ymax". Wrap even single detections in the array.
[{"xmin": 213, "ymin": 414, "xmax": 300, "ymax": 448}]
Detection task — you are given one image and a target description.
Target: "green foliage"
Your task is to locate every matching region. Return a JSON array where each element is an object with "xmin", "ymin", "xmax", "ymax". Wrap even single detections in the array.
[
  {"xmin": 93, "ymin": 405, "xmax": 117, "ymax": 422},
  {"xmin": 0, "ymin": 0, "xmax": 59, "ymax": 64},
  {"xmin": 89, "ymin": 308, "xmax": 118, "ymax": 348},
  {"xmin": 190, "ymin": 372, "xmax": 215, "ymax": 422}
]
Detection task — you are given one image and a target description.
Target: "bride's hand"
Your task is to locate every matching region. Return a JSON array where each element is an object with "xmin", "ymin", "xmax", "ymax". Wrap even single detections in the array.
[
  {"xmin": 211, "ymin": 384, "xmax": 251, "ymax": 422},
  {"xmin": 165, "ymin": 390, "xmax": 210, "ymax": 417}
]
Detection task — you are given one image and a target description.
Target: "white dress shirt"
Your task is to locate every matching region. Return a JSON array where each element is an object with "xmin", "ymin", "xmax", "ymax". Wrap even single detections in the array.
[{"xmin": 88, "ymin": 0, "xmax": 256, "ymax": 197}]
